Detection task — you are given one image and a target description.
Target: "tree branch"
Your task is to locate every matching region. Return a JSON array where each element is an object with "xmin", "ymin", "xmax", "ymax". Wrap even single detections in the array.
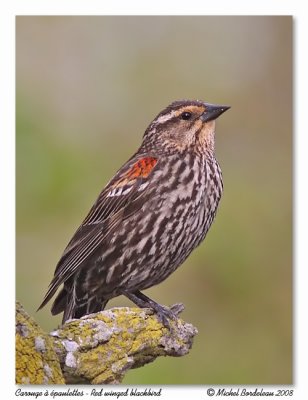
[{"xmin": 16, "ymin": 301, "xmax": 198, "ymax": 384}]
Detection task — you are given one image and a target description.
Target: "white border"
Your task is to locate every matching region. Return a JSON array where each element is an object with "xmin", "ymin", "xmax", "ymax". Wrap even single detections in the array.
[{"xmin": 1, "ymin": 1, "xmax": 307, "ymax": 399}]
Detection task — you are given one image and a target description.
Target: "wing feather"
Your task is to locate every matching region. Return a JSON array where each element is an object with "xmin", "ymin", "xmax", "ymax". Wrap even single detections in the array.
[{"xmin": 38, "ymin": 155, "xmax": 158, "ymax": 310}]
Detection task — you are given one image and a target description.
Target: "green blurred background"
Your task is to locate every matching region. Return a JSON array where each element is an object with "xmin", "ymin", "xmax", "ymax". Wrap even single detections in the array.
[{"xmin": 16, "ymin": 16, "xmax": 292, "ymax": 384}]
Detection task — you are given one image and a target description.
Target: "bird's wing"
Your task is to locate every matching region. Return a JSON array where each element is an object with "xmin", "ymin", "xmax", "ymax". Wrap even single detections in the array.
[{"xmin": 38, "ymin": 155, "xmax": 158, "ymax": 310}]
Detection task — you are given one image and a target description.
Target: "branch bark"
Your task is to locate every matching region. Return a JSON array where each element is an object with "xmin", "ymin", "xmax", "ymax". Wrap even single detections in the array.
[{"xmin": 15, "ymin": 301, "xmax": 198, "ymax": 384}]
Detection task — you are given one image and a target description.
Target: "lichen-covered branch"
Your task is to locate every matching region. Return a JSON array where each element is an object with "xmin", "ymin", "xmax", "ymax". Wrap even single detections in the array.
[
  {"xmin": 16, "ymin": 301, "xmax": 198, "ymax": 384},
  {"xmin": 15, "ymin": 301, "xmax": 64, "ymax": 384}
]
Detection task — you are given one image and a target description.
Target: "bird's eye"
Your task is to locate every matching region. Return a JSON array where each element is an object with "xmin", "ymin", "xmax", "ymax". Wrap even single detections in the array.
[{"xmin": 181, "ymin": 111, "xmax": 192, "ymax": 120}]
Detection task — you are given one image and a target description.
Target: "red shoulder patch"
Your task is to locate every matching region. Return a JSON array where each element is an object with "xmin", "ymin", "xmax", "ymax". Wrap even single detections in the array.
[
  {"xmin": 127, "ymin": 157, "xmax": 158, "ymax": 179},
  {"xmin": 110, "ymin": 157, "xmax": 158, "ymax": 192}
]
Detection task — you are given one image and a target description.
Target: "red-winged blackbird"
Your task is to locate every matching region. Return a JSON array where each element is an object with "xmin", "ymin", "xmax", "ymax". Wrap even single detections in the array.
[{"xmin": 38, "ymin": 100, "xmax": 230, "ymax": 326}]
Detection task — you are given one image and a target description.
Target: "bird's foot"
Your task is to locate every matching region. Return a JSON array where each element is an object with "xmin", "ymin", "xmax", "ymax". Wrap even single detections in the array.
[{"xmin": 122, "ymin": 290, "xmax": 184, "ymax": 330}]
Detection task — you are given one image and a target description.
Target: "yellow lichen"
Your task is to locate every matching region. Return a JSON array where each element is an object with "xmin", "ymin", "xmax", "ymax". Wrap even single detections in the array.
[{"xmin": 15, "ymin": 302, "xmax": 64, "ymax": 384}]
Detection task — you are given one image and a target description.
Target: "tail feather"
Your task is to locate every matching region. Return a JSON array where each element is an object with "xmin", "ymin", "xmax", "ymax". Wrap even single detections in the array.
[
  {"xmin": 61, "ymin": 297, "xmax": 108, "ymax": 324},
  {"xmin": 64, "ymin": 298, "xmax": 108, "ymax": 322},
  {"xmin": 49, "ymin": 281, "xmax": 109, "ymax": 324},
  {"xmin": 51, "ymin": 287, "xmax": 68, "ymax": 315}
]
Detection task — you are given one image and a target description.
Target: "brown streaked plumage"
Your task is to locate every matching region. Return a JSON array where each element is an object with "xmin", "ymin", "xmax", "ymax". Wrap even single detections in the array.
[{"xmin": 38, "ymin": 99, "xmax": 230, "ymax": 326}]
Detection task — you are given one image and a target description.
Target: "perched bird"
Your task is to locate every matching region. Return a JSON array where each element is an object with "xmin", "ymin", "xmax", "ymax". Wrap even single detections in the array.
[{"xmin": 38, "ymin": 99, "xmax": 230, "ymax": 326}]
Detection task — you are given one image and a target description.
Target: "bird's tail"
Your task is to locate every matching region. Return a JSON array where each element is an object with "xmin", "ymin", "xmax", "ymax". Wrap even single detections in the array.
[{"xmin": 50, "ymin": 284, "xmax": 109, "ymax": 324}]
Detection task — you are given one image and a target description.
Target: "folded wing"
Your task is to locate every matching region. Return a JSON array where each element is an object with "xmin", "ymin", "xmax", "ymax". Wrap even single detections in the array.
[{"xmin": 38, "ymin": 156, "xmax": 158, "ymax": 310}]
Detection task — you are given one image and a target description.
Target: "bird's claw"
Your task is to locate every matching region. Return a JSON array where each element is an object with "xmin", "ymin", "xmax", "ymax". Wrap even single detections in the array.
[{"xmin": 154, "ymin": 303, "xmax": 184, "ymax": 330}]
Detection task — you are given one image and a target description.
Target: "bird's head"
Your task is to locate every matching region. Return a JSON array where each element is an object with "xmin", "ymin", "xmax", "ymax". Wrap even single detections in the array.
[{"xmin": 142, "ymin": 100, "xmax": 230, "ymax": 155}]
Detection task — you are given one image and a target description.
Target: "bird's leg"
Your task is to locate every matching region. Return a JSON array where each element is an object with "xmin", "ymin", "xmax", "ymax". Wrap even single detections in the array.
[{"xmin": 122, "ymin": 290, "xmax": 178, "ymax": 329}]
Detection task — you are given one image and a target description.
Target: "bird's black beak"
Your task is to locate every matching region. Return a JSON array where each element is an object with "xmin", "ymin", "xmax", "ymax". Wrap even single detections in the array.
[{"xmin": 201, "ymin": 103, "xmax": 230, "ymax": 123}]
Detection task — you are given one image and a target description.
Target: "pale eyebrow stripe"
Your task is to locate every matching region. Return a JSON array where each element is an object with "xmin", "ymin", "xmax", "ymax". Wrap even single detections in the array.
[
  {"xmin": 155, "ymin": 107, "xmax": 188, "ymax": 124},
  {"xmin": 155, "ymin": 105, "xmax": 204, "ymax": 125},
  {"xmin": 155, "ymin": 110, "xmax": 177, "ymax": 125}
]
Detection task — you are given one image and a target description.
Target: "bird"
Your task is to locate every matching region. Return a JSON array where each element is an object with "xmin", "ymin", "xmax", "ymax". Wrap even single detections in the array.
[{"xmin": 38, "ymin": 99, "xmax": 230, "ymax": 326}]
